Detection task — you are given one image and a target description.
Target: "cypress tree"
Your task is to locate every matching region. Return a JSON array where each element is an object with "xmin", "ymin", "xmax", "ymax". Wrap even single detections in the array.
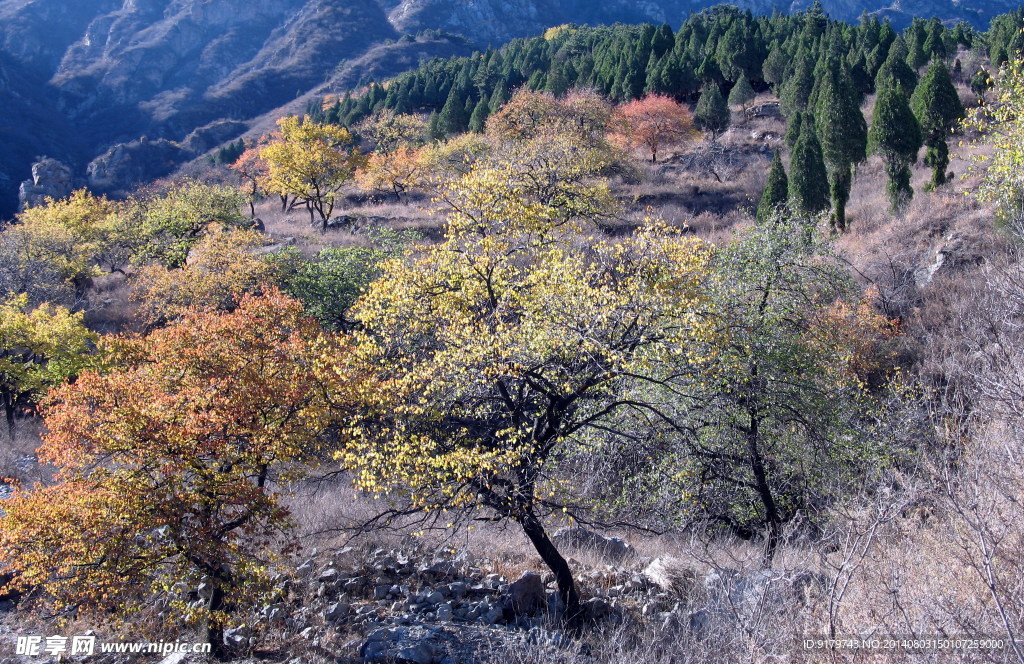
[
  {"xmin": 469, "ymin": 98, "xmax": 489, "ymax": 133},
  {"xmin": 788, "ymin": 115, "xmax": 830, "ymax": 215},
  {"xmin": 911, "ymin": 61, "xmax": 965, "ymax": 188},
  {"xmin": 438, "ymin": 88, "xmax": 470, "ymax": 137},
  {"xmin": 757, "ymin": 154, "xmax": 789, "ymax": 221},
  {"xmin": 762, "ymin": 43, "xmax": 787, "ymax": 87},
  {"xmin": 905, "ymin": 20, "xmax": 928, "ymax": 70},
  {"xmin": 869, "ymin": 84, "xmax": 923, "ymax": 211},
  {"xmin": 785, "ymin": 111, "xmax": 803, "ymax": 150},
  {"xmin": 489, "ymin": 84, "xmax": 510, "ymax": 114},
  {"xmin": 815, "ymin": 61, "xmax": 867, "ymax": 231},
  {"xmin": 728, "ymin": 76, "xmax": 756, "ymax": 114},
  {"xmin": 780, "ymin": 50, "xmax": 814, "ymax": 117},
  {"xmin": 875, "ymin": 37, "xmax": 918, "ymax": 95},
  {"xmin": 427, "ymin": 111, "xmax": 442, "ymax": 141},
  {"xmin": 695, "ymin": 85, "xmax": 730, "ymax": 142}
]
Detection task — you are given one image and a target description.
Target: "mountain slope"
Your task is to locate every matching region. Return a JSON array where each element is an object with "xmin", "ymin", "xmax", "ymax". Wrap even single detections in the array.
[{"xmin": 0, "ymin": 0, "xmax": 1014, "ymax": 216}]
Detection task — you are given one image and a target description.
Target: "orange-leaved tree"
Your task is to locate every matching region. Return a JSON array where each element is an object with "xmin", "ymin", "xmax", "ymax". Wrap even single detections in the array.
[
  {"xmin": 612, "ymin": 94, "xmax": 698, "ymax": 163},
  {"xmin": 355, "ymin": 145, "xmax": 428, "ymax": 203},
  {"xmin": 0, "ymin": 290, "xmax": 356, "ymax": 654},
  {"xmin": 230, "ymin": 144, "xmax": 270, "ymax": 218}
]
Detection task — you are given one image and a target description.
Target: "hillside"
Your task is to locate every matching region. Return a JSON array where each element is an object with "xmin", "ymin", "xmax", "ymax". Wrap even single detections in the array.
[{"xmin": 0, "ymin": 0, "xmax": 1018, "ymax": 217}]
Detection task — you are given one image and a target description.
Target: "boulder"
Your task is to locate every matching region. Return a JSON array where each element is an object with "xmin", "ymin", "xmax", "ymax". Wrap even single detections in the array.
[
  {"xmin": 551, "ymin": 527, "xmax": 635, "ymax": 562},
  {"xmin": 642, "ymin": 557, "xmax": 697, "ymax": 597},
  {"xmin": 17, "ymin": 158, "xmax": 72, "ymax": 210},
  {"xmin": 914, "ymin": 232, "xmax": 986, "ymax": 287},
  {"xmin": 507, "ymin": 571, "xmax": 546, "ymax": 615},
  {"xmin": 580, "ymin": 597, "xmax": 615, "ymax": 623},
  {"xmin": 360, "ymin": 625, "xmax": 459, "ymax": 664},
  {"xmin": 745, "ymin": 102, "xmax": 781, "ymax": 119},
  {"xmin": 180, "ymin": 119, "xmax": 248, "ymax": 155}
]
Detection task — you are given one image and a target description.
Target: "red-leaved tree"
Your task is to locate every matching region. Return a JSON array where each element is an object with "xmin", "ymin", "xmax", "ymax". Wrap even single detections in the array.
[{"xmin": 612, "ymin": 94, "xmax": 698, "ymax": 163}]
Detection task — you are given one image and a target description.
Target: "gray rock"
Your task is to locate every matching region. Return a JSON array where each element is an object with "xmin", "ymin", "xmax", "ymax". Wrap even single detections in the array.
[
  {"xmin": 447, "ymin": 582, "xmax": 468, "ymax": 599},
  {"xmin": 360, "ymin": 625, "xmax": 458, "ymax": 664},
  {"xmin": 86, "ymin": 138, "xmax": 187, "ymax": 193},
  {"xmin": 318, "ymin": 567, "xmax": 341, "ymax": 583},
  {"xmin": 745, "ymin": 102, "xmax": 782, "ymax": 119},
  {"xmin": 180, "ymin": 119, "xmax": 248, "ymax": 155},
  {"xmin": 263, "ymin": 602, "xmax": 287, "ymax": 622},
  {"xmin": 436, "ymin": 602, "xmax": 453, "ymax": 621},
  {"xmin": 325, "ymin": 601, "xmax": 351, "ymax": 622},
  {"xmin": 507, "ymin": 571, "xmax": 546, "ymax": 616},
  {"xmin": 580, "ymin": 597, "xmax": 614, "ymax": 623},
  {"xmin": 373, "ymin": 585, "xmax": 392, "ymax": 600},
  {"xmin": 157, "ymin": 653, "xmax": 190, "ymax": 664},
  {"xmin": 915, "ymin": 232, "xmax": 986, "ymax": 287},
  {"xmin": 642, "ymin": 557, "xmax": 697, "ymax": 597},
  {"xmin": 18, "ymin": 158, "xmax": 72, "ymax": 210},
  {"xmin": 223, "ymin": 625, "xmax": 251, "ymax": 648},
  {"xmin": 551, "ymin": 527, "xmax": 635, "ymax": 562}
]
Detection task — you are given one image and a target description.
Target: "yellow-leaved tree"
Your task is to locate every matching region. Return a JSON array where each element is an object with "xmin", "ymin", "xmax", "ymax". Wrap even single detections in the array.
[
  {"xmin": 0, "ymin": 295, "xmax": 97, "ymax": 436},
  {"xmin": 339, "ymin": 160, "xmax": 718, "ymax": 620},
  {"xmin": 965, "ymin": 56, "xmax": 1024, "ymax": 234},
  {"xmin": 3, "ymin": 190, "xmax": 138, "ymax": 301},
  {"xmin": 259, "ymin": 116, "xmax": 363, "ymax": 232}
]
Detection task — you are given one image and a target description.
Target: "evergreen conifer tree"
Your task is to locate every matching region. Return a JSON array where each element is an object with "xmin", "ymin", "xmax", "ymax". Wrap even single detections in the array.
[
  {"xmin": 695, "ymin": 85, "xmax": 730, "ymax": 142},
  {"xmin": 788, "ymin": 115, "xmax": 830, "ymax": 215},
  {"xmin": 780, "ymin": 50, "xmax": 814, "ymax": 116},
  {"xmin": 815, "ymin": 61, "xmax": 867, "ymax": 231},
  {"xmin": 728, "ymin": 76, "xmax": 756, "ymax": 115},
  {"xmin": 757, "ymin": 154, "xmax": 789, "ymax": 221},
  {"xmin": 875, "ymin": 37, "xmax": 918, "ymax": 95},
  {"xmin": 469, "ymin": 99, "xmax": 489, "ymax": 133},
  {"xmin": 911, "ymin": 61, "xmax": 964, "ymax": 188},
  {"xmin": 427, "ymin": 111, "xmax": 443, "ymax": 141},
  {"xmin": 869, "ymin": 84, "xmax": 923, "ymax": 211},
  {"xmin": 438, "ymin": 88, "xmax": 470, "ymax": 137},
  {"xmin": 785, "ymin": 111, "xmax": 803, "ymax": 150}
]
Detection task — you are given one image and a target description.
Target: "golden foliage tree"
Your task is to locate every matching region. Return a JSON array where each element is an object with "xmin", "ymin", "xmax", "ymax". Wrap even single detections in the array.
[
  {"xmin": 259, "ymin": 116, "xmax": 363, "ymax": 231},
  {"xmin": 339, "ymin": 162, "xmax": 717, "ymax": 619},
  {"xmin": 0, "ymin": 295, "xmax": 97, "ymax": 435},
  {"xmin": 7, "ymin": 190, "xmax": 137, "ymax": 296},
  {"xmin": 130, "ymin": 229, "xmax": 282, "ymax": 327},
  {"xmin": 966, "ymin": 56, "xmax": 1024, "ymax": 232},
  {"xmin": 355, "ymin": 145, "xmax": 428, "ymax": 202}
]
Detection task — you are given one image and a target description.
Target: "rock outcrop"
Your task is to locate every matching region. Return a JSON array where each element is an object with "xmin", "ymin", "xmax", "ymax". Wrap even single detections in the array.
[
  {"xmin": 87, "ymin": 138, "xmax": 187, "ymax": 194},
  {"xmin": 18, "ymin": 158, "xmax": 73, "ymax": 210}
]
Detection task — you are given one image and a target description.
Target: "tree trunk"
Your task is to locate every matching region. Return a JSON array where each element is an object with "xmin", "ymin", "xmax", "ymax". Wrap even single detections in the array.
[
  {"xmin": 517, "ymin": 509, "xmax": 581, "ymax": 623},
  {"xmin": 746, "ymin": 412, "xmax": 782, "ymax": 567},
  {"xmin": 829, "ymin": 167, "xmax": 852, "ymax": 233},
  {"xmin": 200, "ymin": 567, "xmax": 235, "ymax": 661},
  {"xmin": 3, "ymin": 399, "xmax": 14, "ymax": 444}
]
